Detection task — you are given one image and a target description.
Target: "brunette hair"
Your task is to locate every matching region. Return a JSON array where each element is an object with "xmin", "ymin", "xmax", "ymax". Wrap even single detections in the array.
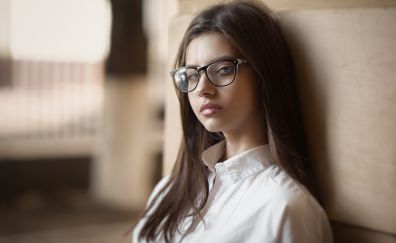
[{"xmin": 139, "ymin": 1, "xmax": 317, "ymax": 242}]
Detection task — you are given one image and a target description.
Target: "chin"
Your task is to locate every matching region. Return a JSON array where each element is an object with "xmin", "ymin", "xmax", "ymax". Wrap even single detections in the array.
[
  {"xmin": 202, "ymin": 122, "xmax": 224, "ymax": 133},
  {"xmin": 198, "ymin": 116, "xmax": 228, "ymax": 133},
  {"xmin": 204, "ymin": 127, "xmax": 221, "ymax": 133}
]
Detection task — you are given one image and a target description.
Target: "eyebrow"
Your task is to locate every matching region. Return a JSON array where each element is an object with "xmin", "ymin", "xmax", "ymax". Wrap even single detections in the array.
[{"xmin": 185, "ymin": 55, "xmax": 237, "ymax": 68}]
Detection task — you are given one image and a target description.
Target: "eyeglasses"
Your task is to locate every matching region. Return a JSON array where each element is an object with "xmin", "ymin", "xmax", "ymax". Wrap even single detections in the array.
[{"xmin": 170, "ymin": 58, "xmax": 248, "ymax": 93}]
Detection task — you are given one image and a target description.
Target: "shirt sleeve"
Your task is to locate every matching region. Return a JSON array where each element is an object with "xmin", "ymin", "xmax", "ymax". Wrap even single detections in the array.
[
  {"xmin": 145, "ymin": 175, "xmax": 171, "ymax": 207},
  {"xmin": 132, "ymin": 175, "xmax": 171, "ymax": 243}
]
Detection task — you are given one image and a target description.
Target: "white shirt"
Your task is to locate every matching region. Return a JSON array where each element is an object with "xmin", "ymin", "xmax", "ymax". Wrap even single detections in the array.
[{"xmin": 133, "ymin": 141, "xmax": 333, "ymax": 243}]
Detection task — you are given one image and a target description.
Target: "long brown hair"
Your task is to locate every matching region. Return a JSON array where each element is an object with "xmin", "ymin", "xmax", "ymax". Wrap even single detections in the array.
[{"xmin": 139, "ymin": 1, "xmax": 317, "ymax": 242}]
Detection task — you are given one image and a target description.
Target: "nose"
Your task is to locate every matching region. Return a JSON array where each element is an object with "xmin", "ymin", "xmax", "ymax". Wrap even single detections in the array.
[{"xmin": 194, "ymin": 71, "xmax": 215, "ymax": 97}]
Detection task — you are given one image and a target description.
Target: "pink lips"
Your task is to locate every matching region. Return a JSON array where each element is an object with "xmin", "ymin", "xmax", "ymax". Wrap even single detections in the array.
[{"xmin": 200, "ymin": 103, "xmax": 223, "ymax": 116}]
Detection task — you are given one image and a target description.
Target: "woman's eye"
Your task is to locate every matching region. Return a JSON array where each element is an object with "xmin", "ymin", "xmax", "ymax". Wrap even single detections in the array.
[
  {"xmin": 188, "ymin": 73, "xmax": 199, "ymax": 80},
  {"xmin": 217, "ymin": 65, "xmax": 233, "ymax": 75}
]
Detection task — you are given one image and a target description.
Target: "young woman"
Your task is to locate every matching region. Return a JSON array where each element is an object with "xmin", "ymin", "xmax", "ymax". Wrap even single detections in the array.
[{"xmin": 133, "ymin": 1, "xmax": 333, "ymax": 242}]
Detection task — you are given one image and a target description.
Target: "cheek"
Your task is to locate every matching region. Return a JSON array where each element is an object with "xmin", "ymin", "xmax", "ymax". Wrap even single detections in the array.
[
  {"xmin": 187, "ymin": 94, "xmax": 200, "ymax": 115},
  {"xmin": 230, "ymin": 82, "xmax": 259, "ymax": 114}
]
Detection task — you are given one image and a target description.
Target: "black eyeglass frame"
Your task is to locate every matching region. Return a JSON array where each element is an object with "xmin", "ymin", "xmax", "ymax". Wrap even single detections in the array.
[{"xmin": 170, "ymin": 58, "xmax": 248, "ymax": 93}]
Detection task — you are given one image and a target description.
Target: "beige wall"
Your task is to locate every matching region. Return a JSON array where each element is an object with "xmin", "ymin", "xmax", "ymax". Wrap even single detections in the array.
[
  {"xmin": 160, "ymin": 0, "xmax": 396, "ymax": 242},
  {"xmin": 177, "ymin": 0, "xmax": 396, "ymax": 13},
  {"xmin": 278, "ymin": 7, "xmax": 396, "ymax": 240}
]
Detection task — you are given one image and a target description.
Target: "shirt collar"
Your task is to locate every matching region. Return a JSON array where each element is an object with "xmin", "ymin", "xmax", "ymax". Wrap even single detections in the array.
[{"xmin": 202, "ymin": 140, "xmax": 274, "ymax": 183}]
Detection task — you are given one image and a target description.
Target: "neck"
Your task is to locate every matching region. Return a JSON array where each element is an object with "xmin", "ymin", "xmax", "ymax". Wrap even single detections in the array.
[{"xmin": 222, "ymin": 119, "xmax": 268, "ymax": 160}]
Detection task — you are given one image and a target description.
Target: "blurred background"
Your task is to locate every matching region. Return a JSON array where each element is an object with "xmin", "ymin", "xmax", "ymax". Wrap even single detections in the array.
[
  {"xmin": 0, "ymin": 0, "xmax": 172, "ymax": 242},
  {"xmin": 1, "ymin": 0, "xmax": 395, "ymax": 243}
]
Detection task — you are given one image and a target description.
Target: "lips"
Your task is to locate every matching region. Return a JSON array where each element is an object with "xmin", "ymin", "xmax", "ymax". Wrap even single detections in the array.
[{"xmin": 200, "ymin": 103, "xmax": 223, "ymax": 116}]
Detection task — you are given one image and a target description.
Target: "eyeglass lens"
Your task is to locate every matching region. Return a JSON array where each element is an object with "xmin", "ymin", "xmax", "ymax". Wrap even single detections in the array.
[{"xmin": 173, "ymin": 60, "xmax": 236, "ymax": 92}]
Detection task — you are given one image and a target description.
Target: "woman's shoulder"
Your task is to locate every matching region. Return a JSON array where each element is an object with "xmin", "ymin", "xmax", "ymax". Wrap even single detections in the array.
[
  {"xmin": 253, "ymin": 166, "xmax": 333, "ymax": 242},
  {"xmin": 255, "ymin": 165, "xmax": 324, "ymax": 213}
]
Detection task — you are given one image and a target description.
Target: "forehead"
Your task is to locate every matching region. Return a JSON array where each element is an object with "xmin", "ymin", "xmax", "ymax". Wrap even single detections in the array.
[{"xmin": 185, "ymin": 32, "xmax": 238, "ymax": 66}]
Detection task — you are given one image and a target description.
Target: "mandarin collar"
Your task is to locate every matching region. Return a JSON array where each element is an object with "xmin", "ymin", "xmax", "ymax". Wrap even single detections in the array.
[{"xmin": 202, "ymin": 140, "xmax": 274, "ymax": 183}]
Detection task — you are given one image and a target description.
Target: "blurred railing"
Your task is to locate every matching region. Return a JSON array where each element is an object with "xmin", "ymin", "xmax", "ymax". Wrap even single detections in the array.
[{"xmin": 0, "ymin": 59, "xmax": 104, "ymax": 159}]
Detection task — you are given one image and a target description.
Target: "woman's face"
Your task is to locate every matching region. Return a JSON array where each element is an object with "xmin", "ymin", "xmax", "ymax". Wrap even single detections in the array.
[{"xmin": 186, "ymin": 32, "xmax": 262, "ymax": 135}]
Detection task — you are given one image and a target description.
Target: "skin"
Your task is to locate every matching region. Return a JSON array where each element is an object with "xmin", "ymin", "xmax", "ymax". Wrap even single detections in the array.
[{"xmin": 186, "ymin": 32, "xmax": 268, "ymax": 160}]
